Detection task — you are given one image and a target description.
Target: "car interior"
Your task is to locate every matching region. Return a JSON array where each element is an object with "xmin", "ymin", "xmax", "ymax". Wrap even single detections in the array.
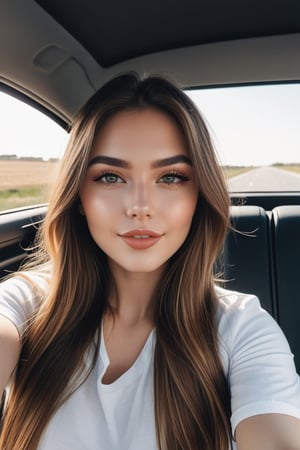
[{"xmin": 0, "ymin": 0, "xmax": 300, "ymax": 373}]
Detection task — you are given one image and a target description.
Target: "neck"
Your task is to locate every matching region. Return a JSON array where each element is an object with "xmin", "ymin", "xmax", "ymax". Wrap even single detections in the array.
[{"xmin": 107, "ymin": 262, "xmax": 164, "ymax": 324}]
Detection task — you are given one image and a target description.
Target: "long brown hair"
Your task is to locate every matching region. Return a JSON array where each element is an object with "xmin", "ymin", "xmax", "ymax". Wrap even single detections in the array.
[{"xmin": 0, "ymin": 73, "xmax": 232, "ymax": 449}]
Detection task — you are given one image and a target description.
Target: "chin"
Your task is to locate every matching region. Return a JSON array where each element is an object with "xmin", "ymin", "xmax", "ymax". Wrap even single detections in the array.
[
  {"xmin": 109, "ymin": 257, "xmax": 167, "ymax": 275},
  {"xmin": 123, "ymin": 264, "xmax": 164, "ymax": 274}
]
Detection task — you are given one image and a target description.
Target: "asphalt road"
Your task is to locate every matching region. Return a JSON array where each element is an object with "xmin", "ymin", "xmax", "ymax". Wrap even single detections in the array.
[{"xmin": 227, "ymin": 166, "xmax": 300, "ymax": 192}]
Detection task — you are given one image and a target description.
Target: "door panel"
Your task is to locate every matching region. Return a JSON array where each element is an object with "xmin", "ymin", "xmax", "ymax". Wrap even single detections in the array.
[{"xmin": 0, "ymin": 206, "xmax": 47, "ymax": 279}]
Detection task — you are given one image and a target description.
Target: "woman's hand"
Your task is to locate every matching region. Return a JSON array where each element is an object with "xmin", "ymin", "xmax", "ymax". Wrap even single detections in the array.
[
  {"xmin": 0, "ymin": 315, "xmax": 20, "ymax": 395},
  {"xmin": 236, "ymin": 414, "xmax": 300, "ymax": 449}
]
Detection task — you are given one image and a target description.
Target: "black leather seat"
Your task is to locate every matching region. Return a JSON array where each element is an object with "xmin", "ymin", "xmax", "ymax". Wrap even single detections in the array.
[
  {"xmin": 223, "ymin": 205, "xmax": 273, "ymax": 315},
  {"xmin": 272, "ymin": 205, "xmax": 300, "ymax": 372},
  {"xmin": 223, "ymin": 204, "xmax": 300, "ymax": 373}
]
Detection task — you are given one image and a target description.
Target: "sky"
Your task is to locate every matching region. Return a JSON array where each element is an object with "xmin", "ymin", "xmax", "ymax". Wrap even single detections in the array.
[
  {"xmin": 0, "ymin": 93, "xmax": 68, "ymax": 160},
  {"xmin": 187, "ymin": 83, "xmax": 300, "ymax": 166},
  {"xmin": 0, "ymin": 83, "xmax": 300, "ymax": 166}
]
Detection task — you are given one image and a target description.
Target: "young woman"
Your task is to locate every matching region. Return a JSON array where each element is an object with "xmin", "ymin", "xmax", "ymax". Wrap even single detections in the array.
[{"xmin": 0, "ymin": 73, "xmax": 299, "ymax": 450}]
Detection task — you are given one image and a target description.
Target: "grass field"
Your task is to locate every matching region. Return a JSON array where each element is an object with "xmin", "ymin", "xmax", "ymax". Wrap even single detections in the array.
[
  {"xmin": 272, "ymin": 164, "xmax": 300, "ymax": 174},
  {"xmin": 222, "ymin": 166, "xmax": 254, "ymax": 178},
  {"xmin": 0, "ymin": 160, "xmax": 59, "ymax": 211}
]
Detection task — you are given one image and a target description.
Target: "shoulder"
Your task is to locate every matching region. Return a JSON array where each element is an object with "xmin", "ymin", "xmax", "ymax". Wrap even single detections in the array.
[
  {"xmin": 214, "ymin": 285, "xmax": 293, "ymax": 374},
  {"xmin": 0, "ymin": 269, "xmax": 50, "ymax": 300},
  {"xmin": 215, "ymin": 285, "xmax": 262, "ymax": 317},
  {"xmin": 214, "ymin": 285, "xmax": 282, "ymax": 344},
  {"xmin": 0, "ymin": 269, "xmax": 49, "ymax": 336}
]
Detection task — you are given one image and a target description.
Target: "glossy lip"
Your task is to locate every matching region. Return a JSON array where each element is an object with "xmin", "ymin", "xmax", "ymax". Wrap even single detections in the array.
[{"xmin": 118, "ymin": 229, "xmax": 164, "ymax": 250}]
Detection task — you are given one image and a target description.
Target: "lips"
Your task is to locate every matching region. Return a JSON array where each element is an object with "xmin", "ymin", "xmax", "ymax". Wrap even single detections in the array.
[{"xmin": 119, "ymin": 229, "xmax": 163, "ymax": 249}]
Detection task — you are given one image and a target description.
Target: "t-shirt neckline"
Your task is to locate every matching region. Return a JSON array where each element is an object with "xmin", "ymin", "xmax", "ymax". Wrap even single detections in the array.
[{"xmin": 98, "ymin": 325, "xmax": 155, "ymax": 391}]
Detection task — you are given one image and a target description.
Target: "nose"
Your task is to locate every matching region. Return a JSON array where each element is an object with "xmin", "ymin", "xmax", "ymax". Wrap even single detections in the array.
[{"xmin": 125, "ymin": 181, "xmax": 153, "ymax": 219}]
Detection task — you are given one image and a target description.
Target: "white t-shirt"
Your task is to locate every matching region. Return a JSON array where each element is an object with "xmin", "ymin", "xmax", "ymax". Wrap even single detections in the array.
[{"xmin": 1, "ymin": 274, "xmax": 300, "ymax": 450}]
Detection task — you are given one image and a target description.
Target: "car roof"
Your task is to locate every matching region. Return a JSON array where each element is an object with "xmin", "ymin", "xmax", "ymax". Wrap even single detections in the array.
[
  {"xmin": 1, "ymin": 0, "xmax": 300, "ymax": 124},
  {"xmin": 36, "ymin": 0, "xmax": 300, "ymax": 67}
]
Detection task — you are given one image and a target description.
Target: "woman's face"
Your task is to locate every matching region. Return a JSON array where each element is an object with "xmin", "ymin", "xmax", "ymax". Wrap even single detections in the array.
[{"xmin": 80, "ymin": 108, "xmax": 198, "ymax": 275}]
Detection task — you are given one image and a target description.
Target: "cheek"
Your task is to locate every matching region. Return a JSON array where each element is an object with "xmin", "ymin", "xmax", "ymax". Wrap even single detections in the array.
[
  {"xmin": 80, "ymin": 190, "xmax": 120, "ymax": 225},
  {"xmin": 166, "ymin": 193, "xmax": 198, "ymax": 228}
]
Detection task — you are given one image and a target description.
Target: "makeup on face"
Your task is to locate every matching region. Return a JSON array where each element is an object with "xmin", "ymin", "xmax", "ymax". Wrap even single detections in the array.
[
  {"xmin": 118, "ymin": 229, "xmax": 164, "ymax": 250},
  {"xmin": 80, "ymin": 108, "xmax": 198, "ymax": 275}
]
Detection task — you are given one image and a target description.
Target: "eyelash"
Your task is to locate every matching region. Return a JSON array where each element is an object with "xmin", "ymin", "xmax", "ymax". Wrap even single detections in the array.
[
  {"xmin": 158, "ymin": 170, "xmax": 189, "ymax": 184},
  {"xmin": 93, "ymin": 169, "xmax": 190, "ymax": 185},
  {"xmin": 93, "ymin": 170, "xmax": 124, "ymax": 184}
]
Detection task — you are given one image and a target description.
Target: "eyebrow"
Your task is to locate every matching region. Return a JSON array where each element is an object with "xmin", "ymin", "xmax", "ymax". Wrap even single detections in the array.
[
  {"xmin": 88, "ymin": 155, "xmax": 129, "ymax": 168},
  {"xmin": 87, "ymin": 154, "xmax": 192, "ymax": 168}
]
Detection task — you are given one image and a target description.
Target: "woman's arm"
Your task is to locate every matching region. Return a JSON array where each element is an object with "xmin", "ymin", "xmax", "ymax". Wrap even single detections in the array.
[
  {"xmin": 0, "ymin": 315, "xmax": 20, "ymax": 394},
  {"xmin": 236, "ymin": 414, "xmax": 300, "ymax": 449}
]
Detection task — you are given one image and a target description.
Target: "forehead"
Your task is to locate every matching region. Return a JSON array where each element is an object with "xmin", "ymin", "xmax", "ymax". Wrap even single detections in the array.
[{"xmin": 90, "ymin": 107, "xmax": 188, "ymax": 160}]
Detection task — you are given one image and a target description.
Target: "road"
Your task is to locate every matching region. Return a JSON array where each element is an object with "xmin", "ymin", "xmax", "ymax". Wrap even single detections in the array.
[{"xmin": 227, "ymin": 166, "xmax": 300, "ymax": 192}]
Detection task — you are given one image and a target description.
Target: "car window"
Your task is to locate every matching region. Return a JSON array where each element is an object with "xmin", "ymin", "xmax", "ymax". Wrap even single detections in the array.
[
  {"xmin": 187, "ymin": 83, "xmax": 300, "ymax": 192},
  {"xmin": 0, "ymin": 92, "xmax": 68, "ymax": 212}
]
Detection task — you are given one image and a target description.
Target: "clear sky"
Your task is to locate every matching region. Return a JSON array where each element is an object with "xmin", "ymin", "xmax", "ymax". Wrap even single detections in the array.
[
  {"xmin": 187, "ymin": 83, "xmax": 300, "ymax": 166},
  {"xmin": 1, "ymin": 83, "xmax": 300, "ymax": 166},
  {"xmin": 0, "ymin": 92, "xmax": 68, "ymax": 160}
]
